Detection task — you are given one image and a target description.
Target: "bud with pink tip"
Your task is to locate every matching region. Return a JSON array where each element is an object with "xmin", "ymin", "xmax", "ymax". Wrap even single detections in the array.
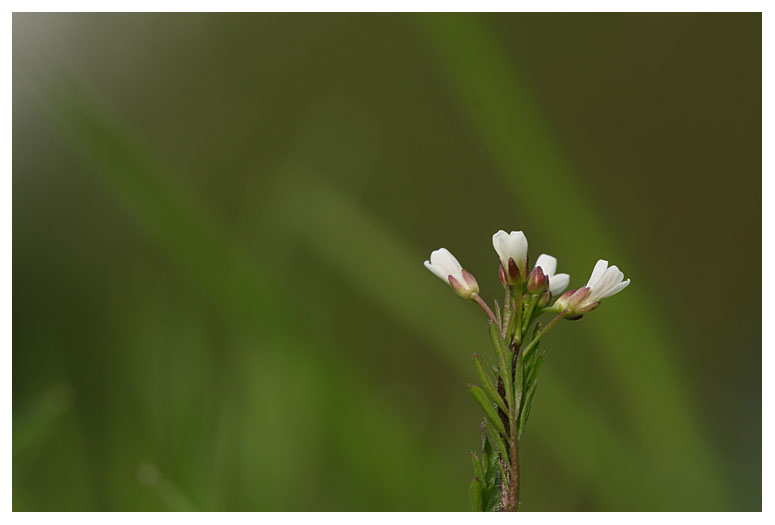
[
  {"xmin": 552, "ymin": 259, "xmax": 630, "ymax": 315},
  {"xmin": 424, "ymin": 248, "xmax": 480, "ymax": 300},
  {"xmin": 553, "ymin": 287, "xmax": 598, "ymax": 315},
  {"xmin": 526, "ymin": 266, "xmax": 549, "ymax": 295},
  {"xmin": 533, "ymin": 254, "xmax": 570, "ymax": 296}
]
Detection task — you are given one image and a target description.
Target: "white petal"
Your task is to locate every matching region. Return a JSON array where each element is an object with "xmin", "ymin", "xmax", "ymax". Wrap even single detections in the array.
[
  {"xmin": 586, "ymin": 259, "xmax": 609, "ymax": 288},
  {"xmin": 424, "ymin": 260, "xmax": 448, "ymax": 282},
  {"xmin": 430, "ymin": 248, "xmax": 464, "ymax": 282},
  {"xmin": 548, "ymin": 273, "xmax": 570, "ymax": 295},
  {"xmin": 601, "ymin": 278, "xmax": 630, "ymax": 299},
  {"xmin": 507, "ymin": 231, "xmax": 528, "ymax": 263},
  {"xmin": 588, "ymin": 267, "xmax": 618, "ymax": 299},
  {"xmin": 534, "ymin": 254, "xmax": 557, "ymax": 277},
  {"xmin": 432, "ymin": 250, "xmax": 455, "ymax": 278},
  {"xmin": 492, "ymin": 230, "xmax": 510, "ymax": 266}
]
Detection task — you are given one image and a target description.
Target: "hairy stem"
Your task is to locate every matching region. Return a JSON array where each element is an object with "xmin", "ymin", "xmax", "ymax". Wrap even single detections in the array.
[
  {"xmin": 510, "ymin": 432, "xmax": 520, "ymax": 511},
  {"xmin": 473, "ymin": 293, "xmax": 499, "ymax": 326},
  {"xmin": 512, "ymin": 287, "xmax": 523, "ymax": 344}
]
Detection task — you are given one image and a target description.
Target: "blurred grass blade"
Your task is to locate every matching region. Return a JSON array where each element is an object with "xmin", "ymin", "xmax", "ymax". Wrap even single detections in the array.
[
  {"xmin": 41, "ymin": 88, "xmax": 465, "ymax": 510},
  {"xmin": 13, "ymin": 383, "xmax": 72, "ymax": 459}
]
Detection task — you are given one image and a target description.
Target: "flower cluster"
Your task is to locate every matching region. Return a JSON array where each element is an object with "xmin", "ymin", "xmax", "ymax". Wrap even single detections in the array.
[
  {"xmin": 424, "ymin": 229, "xmax": 629, "ymax": 512},
  {"xmin": 425, "ymin": 229, "xmax": 629, "ymax": 319}
]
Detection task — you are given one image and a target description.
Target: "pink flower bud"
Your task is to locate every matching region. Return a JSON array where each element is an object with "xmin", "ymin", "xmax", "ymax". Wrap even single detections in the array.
[
  {"xmin": 527, "ymin": 266, "xmax": 548, "ymax": 295},
  {"xmin": 424, "ymin": 248, "xmax": 480, "ymax": 300}
]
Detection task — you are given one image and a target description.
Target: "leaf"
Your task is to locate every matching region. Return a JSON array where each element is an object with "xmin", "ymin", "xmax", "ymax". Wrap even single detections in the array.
[
  {"xmin": 483, "ymin": 422, "xmax": 511, "ymax": 479},
  {"xmin": 527, "ymin": 351, "xmax": 545, "ymax": 388},
  {"xmin": 469, "ymin": 477, "xmax": 484, "ymax": 511},
  {"xmin": 473, "ymin": 353, "xmax": 507, "ymax": 413},
  {"xmin": 513, "ymin": 351, "xmax": 525, "ymax": 419},
  {"xmin": 468, "ymin": 385, "xmax": 507, "ymax": 437},
  {"xmin": 482, "ymin": 432, "xmax": 498, "ymax": 488},
  {"xmin": 483, "ymin": 465, "xmax": 501, "ymax": 512},
  {"xmin": 481, "ymin": 435, "xmax": 502, "ymax": 512},
  {"xmin": 519, "ymin": 382, "xmax": 538, "ymax": 437},
  {"xmin": 488, "ymin": 323, "xmax": 513, "ymax": 409},
  {"xmin": 471, "ymin": 451, "xmax": 485, "ymax": 482}
]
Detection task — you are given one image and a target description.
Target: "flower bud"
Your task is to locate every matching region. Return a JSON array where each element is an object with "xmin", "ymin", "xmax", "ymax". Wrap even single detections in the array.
[
  {"xmin": 448, "ymin": 269, "xmax": 480, "ymax": 300},
  {"xmin": 552, "ymin": 287, "xmax": 598, "ymax": 315},
  {"xmin": 537, "ymin": 290, "xmax": 552, "ymax": 308},
  {"xmin": 424, "ymin": 248, "xmax": 480, "ymax": 300},
  {"xmin": 527, "ymin": 266, "xmax": 548, "ymax": 295}
]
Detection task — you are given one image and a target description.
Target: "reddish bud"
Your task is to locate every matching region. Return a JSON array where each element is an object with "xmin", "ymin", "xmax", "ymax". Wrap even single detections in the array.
[
  {"xmin": 506, "ymin": 257, "xmax": 522, "ymax": 284},
  {"xmin": 554, "ymin": 287, "xmax": 592, "ymax": 314},
  {"xmin": 527, "ymin": 266, "xmax": 548, "ymax": 295},
  {"xmin": 462, "ymin": 269, "xmax": 478, "ymax": 290},
  {"xmin": 448, "ymin": 271, "xmax": 479, "ymax": 300}
]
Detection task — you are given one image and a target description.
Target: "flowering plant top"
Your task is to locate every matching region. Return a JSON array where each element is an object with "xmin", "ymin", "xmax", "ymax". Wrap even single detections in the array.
[{"xmin": 424, "ymin": 229, "xmax": 629, "ymax": 511}]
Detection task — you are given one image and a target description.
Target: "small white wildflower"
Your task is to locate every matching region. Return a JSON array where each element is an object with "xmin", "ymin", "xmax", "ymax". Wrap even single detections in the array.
[
  {"xmin": 424, "ymin": 248, "xmax": 480, "ymax": 299},
  {"xmin": 492, "ymin": 230, "xmax": 528, "ymax": 284},
  {"xmin": 534, "ymin": 254, "xmax": 570, "ymax": 296}
]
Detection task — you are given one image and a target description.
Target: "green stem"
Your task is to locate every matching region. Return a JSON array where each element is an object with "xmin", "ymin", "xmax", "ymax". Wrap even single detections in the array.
[
  {"xmin": 501, "ymin": 287, "xmax": 512, "ymax": 338},
  {"xmin": 512, "ymin": 287, "xmax": 523, "ymax": 345},
  {"xmin": 521, "ymin": 295, "xmax": 539, "ymax": 338},
  {"xmin": 473, "ymin": 293, "xmax": 499, "ymax": 326},
  {"xmin": 510, "ymin": 431, "xmax": 519, "ymax": 511}
]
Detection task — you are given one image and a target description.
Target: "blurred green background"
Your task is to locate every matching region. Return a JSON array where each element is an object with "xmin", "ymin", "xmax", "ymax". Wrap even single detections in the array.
[{"xmin": 13, "ymin": 13, "xmax": 761, "ymax": 511}]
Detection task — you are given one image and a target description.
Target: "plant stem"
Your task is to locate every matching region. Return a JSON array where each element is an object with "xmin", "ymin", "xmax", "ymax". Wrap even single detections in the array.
[
  {"xmin": 505, "ymin": 413, "xmax": 520, "ymax": 511},
  {"xmin": 512, "ymin": 287, "xmax": 523, "ymax": 345},
  {"xmin": 510, "ymin": 432, "xmax": 520, "ymax": 511},
  {"xmin": 521, "ymin": 296, "xmax": 538, "ymax": 338},
  {"xmin": 501, "ymin": 287, "xmax": 512, "ymax": 338},
  {"xmin": 473, "ymin": 294, "xmax": 499, "ymax": 326}
]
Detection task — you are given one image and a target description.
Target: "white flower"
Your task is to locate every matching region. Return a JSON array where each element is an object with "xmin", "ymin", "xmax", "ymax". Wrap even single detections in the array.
[
  {"xmin": 553, "ymin": 259, "xmax": 629, "ymax": 315},
  {"xmin": 424, "ymin": 248, "xmax": 479, "ymax": 299},
  {"xmin": 492, "ymin": 230, "xmax": 528, "ymax": 284},
  {"xmin": 534, "ymin": 254, "xmax": 570, "ymax": 296},
  {"xmin": 585, "ymin": 259, "xmax": 630, "ymax": 302}
]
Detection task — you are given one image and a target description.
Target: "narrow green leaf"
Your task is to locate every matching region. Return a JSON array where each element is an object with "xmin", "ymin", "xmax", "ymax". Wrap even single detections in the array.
[
  {"xmin": 482, "ymin": 430, "xmax": 497, "ymax": 488},
  {"xmin": 470, "ymin": 477, "xmax": 484, "ymax": 511},
  {"xmin": 483, "ymin": 422, "xmax": 511, "ymax": 478},
  {"xmin": 481, "ymin": 435, "xmax": 502, "ymax": 511},
  {"xmin": 513, "ymin": 351, "xmax": 525, "ymax": 418},
  {"xmin": 483, "ymin": 465, "xmax": 501, "ymax": 512},
  {"xmin": 471, "ymin": 451, "xmax": 485, "ymax": 482},
  {"xmin": 519, "ymin": 382, "xmax": 538, "ymax": 437},
  {"xmin": 473, "ymin": 353, "xmax": 507, "ymax": 413},
  {"xmin": 527, "ymin": 351, "xmax": 545, "ymax": 388},
  {"xmin": 468, "ymin": 385, "xmax": 507, "ymax": 437},
  {"xmin": 488, "ymin": 323, "xmax": 513, "ymax": 409}
]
